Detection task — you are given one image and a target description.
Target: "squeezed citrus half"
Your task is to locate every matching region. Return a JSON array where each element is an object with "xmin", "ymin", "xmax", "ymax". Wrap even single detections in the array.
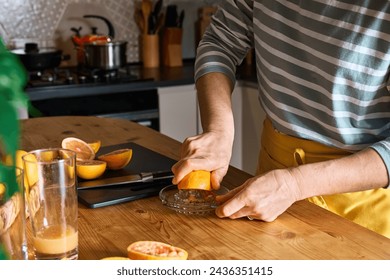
[
  {"xmin": 100, "ymin": 257, "xmax": 130, "ymax": 260},
  {"xmin": 61, "ymin": 137, "xmax": 95, "ymax": 161},
  {"xmin": 98, "ymin": 148, "xmax": 133, "ymax": 170},
  {"xmin": 76, "ymin": 160, "xmax": 107, "ymax": 180},
  {"xmin": 127, "ymin": 241, "xmax": 188, "ymax": 260},
  {"xmin": 178, "ymin": 170, "xmax": 211, "ymax": 191}
]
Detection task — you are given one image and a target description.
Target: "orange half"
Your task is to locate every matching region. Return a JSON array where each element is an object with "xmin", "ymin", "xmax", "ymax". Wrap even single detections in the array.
[
  {"xmin": 76, "ymin": 160, "xmax": 107, "ymax": 180},
  {"xmin": 88, "ymin": 140, "xmax": 102, "ymax": 154},
  {"xmin": 98, "ymin": 148, "xmax": 133, "ymax": 170},
  {"xmin": 127, "ymin": 241, "xmax": 188, "ymax": 260},
  {"xmin": 62, "ymin": 137, "xmax": 95, "ymax": 161},
  {"xmin": 178, "ymin": 170, "xmax": 211, "ymax": 191}
]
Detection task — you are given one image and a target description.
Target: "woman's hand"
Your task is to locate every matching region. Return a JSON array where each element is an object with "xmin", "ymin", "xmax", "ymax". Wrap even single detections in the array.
[
  {"xmin": 215, "ymin": 169, "xmax": 302, "ymax": 221},
  {"xmin": 171, "ymin": 130, "xmax": 233, "ymax": 190}
]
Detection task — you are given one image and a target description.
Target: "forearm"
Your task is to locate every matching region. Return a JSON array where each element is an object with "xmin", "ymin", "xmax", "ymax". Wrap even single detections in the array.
[
  {"xmin": 196, "ymin": 72, "xmax": 235, "ymax": 141},
  {"xmin": 292, "ymin": 148, "xmax": 389, "ymax": 200},
  {"xmin": 171, "ymin": 73, "xmax": 236, "ymax": 187}
]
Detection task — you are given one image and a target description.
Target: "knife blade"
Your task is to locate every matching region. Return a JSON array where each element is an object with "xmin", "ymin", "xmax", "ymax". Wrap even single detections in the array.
[
  {"xmin": 177, "ymin": 10, "xmax": 184, "ymax": 28},
  {"xmin": 77, "ymin": 170, "xmax": 173, "ymax": 190}
]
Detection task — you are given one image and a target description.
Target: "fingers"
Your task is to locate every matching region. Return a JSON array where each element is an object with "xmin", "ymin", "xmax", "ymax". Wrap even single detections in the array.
[
  {"xmin": 180, "ymin": 135, "xmax": 199, "ymax": 158},
  {"xmin": 215, "ymin": 195, "xmax": 246, "ymax": 218},
  {"xmin": 171, "ymin": 157, "xmax": 213, "ymax": 185},
  {"xmin": 215, "ymin": 188, "xmax": 255, "ymax": 219},
  {"xmin": 215, "ymin": 185, "xmax": 243, "ymax": 203},
  {"xmin": 172, "ymin": 132, "xmax": 231, "ymax": 187},
  {"xmin": 215, "ymin": 199, "xmax": 256, "ymax": 220},
  {"xmin": 210, "ymin": 167, "xmax": 229, "ymax": 190},
  {"xmin": 171, "ymin": 159, "xmax": 227, "ymax": 189},
  {"xmin": 215, "ymin": 180, "xmax": 263, "ymax": 220},
  {"xmin": 215, "ymin": 184, "xmax": 284, "ymax": 222},
  {"xmin": 171, "ymin": 150, "xmax": 228, "ymax": 188},
  {"xmin": 171, "ymin": 158, "xmax": 192, "ymax": 185}
]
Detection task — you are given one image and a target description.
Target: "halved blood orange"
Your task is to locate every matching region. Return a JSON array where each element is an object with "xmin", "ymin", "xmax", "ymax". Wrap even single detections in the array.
[
  {"xmin": 127, "ymin": 241, "xmax": 188, "ymax": 260},
  {"xmin": 76, "ymin": 160, "xmax": 107, "ymax": 180},
  {"xmin": 178, "ymin": 170, "xmax": 211, "ymax": 191},
  {"xmin": 98, "ymin": 148, "xmax": 132, "ymax": 170},
  {"xmin": 61, "ymin": 137, "xmax": 95, "ymax": 161}
]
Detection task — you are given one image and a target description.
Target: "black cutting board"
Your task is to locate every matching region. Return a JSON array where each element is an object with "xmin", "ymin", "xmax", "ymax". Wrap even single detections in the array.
[
  {"xmin": 78, "ymin": 179, "xmax": 173, "ymax": 208},
  {"xmin": 79, "ymin": 142, "xmax": 176, "ymax": 184},
  {"xmin": 77, "ymin": 142, "xmax": 176, "ymax": 208}
]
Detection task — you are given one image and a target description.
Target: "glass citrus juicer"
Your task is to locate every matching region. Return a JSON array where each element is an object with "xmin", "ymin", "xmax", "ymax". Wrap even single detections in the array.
[{"xmin": 159, "ymin": 170, "xmax": 229, "ymax": 215}]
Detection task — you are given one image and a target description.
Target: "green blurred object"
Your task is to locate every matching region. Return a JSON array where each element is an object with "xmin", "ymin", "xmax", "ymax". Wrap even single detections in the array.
[
  {"xmin": 0, "ymin": 37, "xmax": 28, "ymax": 260},
  {"xmin": 0, "ymin": 244, "xmax": 10, "ymax": 259}
]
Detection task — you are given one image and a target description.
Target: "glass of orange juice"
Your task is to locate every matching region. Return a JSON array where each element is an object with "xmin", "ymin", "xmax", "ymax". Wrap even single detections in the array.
[{"xmin": 22, "ymin": 148, "xmax": 78, "ymax": 260}]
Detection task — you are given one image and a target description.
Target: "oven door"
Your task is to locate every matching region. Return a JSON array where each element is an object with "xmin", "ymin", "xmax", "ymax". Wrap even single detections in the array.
[
  {"xmin": 29, "ymin": 89, "xmax": 160, "ymax": 131},
  {"xmin": 96, "ymin": 109, "xmax": 159, "ymax": 130}
]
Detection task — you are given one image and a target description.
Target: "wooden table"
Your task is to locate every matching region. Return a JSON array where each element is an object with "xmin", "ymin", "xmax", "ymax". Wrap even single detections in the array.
[{"xmin": 21, "ymin": 116, "xmax": 390, "ymax": 260}]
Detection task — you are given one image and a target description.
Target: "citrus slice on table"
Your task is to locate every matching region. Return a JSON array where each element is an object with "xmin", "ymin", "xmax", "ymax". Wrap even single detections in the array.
[
  {"xmin": 178, "ymin": 170, "xmax": 211, "ymax": 191},
  {"xmin": 127, "ymin": 241, "xmax": 188, "ymax": 260},
  {"xmin": 100, "ymin": 256, "xmax": 131, "ymax": 260},
  {"xmin": 98, "ymin": 148, "xmax": 133, "ymax": 170},
  {"xmin": 88, "ymin": 140, "xmax": 101, "ymax": 154},
  {"xmin": 76, "ymin": 160, "xmax": 107, "ymax": 180},
  {"xmin": 61, "ymin": 137, "xmax": 95, "ymax": 161}
]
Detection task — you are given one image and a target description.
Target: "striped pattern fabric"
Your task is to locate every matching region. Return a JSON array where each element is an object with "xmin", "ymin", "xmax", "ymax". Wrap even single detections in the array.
[{"xmin": 195, "ymin": 0, "xmax": 390, "ymax": 183}]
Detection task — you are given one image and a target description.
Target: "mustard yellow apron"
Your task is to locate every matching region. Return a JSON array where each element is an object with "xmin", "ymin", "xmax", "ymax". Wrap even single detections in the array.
[{"xmin": 257, "ymin": 118, "xmax": 390, "ymax": 238}]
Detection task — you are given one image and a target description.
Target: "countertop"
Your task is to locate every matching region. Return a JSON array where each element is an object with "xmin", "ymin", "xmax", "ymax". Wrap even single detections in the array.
[{"xmin": 21, "ymin": 116, "xmax": 390, "ymax": 260}]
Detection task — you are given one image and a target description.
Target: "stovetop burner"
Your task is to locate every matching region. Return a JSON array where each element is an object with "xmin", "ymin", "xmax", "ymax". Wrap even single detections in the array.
[{"xmin": 27, "ymin": 65, "xmax": 144, "ymax": 88}]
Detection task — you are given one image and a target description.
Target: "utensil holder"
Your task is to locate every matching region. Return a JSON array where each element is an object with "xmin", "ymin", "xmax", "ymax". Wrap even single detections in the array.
[
  {"xmin": 142, "ymin": 34, "xmax": 160, "ymax": 68},
  {"xmin": 162, "ymin": 28, "xmax": 183, "ymax": 67}
]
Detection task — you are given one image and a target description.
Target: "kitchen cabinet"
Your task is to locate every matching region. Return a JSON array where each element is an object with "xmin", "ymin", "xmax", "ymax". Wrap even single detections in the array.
[
  {"xmin": 157, "ymin": 84, "xmax": 199, "ymax": 143},
  {"xmin": 158, "ymin": 82, "xmax": 265, "ymax": 175}
]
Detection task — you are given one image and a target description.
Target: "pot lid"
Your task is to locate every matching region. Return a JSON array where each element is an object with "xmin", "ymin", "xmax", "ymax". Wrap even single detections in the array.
[{"xmin": 11, "ymin": 43, "xmax": 61, "ymax": 55}]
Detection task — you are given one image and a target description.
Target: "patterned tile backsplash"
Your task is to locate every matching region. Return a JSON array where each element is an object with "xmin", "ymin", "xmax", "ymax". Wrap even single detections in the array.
[{"xmin": 0, "ymin": 0, "xmax": 220, "ymax": 65}]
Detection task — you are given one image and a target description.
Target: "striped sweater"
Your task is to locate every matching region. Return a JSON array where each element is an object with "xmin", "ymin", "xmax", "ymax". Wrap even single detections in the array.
[{"xmin": 195, "ymin": 0, "xmax": 390, "ymax": 184}]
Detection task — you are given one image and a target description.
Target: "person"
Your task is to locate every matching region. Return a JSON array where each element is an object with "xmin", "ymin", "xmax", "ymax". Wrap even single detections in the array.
[{"xmin": 171, "ymin": 0, "xmax": 390, "ymax": 238}]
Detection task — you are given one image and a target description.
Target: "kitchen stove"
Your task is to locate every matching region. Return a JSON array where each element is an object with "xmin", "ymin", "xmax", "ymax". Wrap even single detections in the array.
[
  {"xmin": 25, "ymin": 64, "xmax": 160, "ymax": 131},
  {"xmin": 27, "ymin": 65, "xmax": 145, "ymax": 88}
]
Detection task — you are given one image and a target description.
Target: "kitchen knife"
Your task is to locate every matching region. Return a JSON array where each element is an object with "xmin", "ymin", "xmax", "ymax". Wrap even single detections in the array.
[
  {"xmin": 177, "ymin": 10, "xmax": 185, "ymax": 28},
  {"xmin": 78, "ymin": 179, "xmax": 172, "ymax": 208},
  {"xmin": 77, "ymin": 170, "xmax": 173, "ymax": 190},
  {"xmin": 165, "ymin": 5, "xmax": 178, "ymax": 27}
]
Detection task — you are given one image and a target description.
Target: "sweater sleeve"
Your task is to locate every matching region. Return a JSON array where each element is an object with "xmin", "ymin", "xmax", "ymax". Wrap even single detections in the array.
[
  {"xmin": 194, "ymin": 0, "xmax": 254, "ymax": 85},
  {"xmin": 371, "ymin": 137, "xmax": 390, "ymax": 188}
]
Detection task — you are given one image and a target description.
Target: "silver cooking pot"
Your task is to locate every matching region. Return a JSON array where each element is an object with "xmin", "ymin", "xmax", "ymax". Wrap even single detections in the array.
[{"xmin": 83, "ymin": 41, "xmax": 127, "ymax": 70}]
